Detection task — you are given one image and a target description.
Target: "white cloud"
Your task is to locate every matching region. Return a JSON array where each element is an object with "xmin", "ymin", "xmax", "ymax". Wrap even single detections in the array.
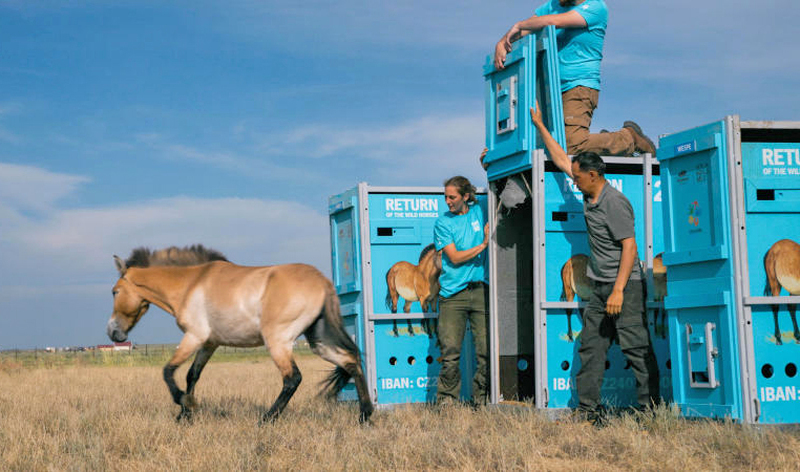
[
  {"xmin": 0, "ymin": 163, "xmax": 90, "ymax": 215},
  {"xmin": 0, "ymin": 164, "xmax": 331, "ymax": 287},
  {"xmin": 132, "ymin": 134, "xmax": 333, "ymax": 185},
  {"xmin": 261, "ymin": 111, "xmax": 488, "ymax": 186},
  {"xmin": 4, "ymin": 196, "xmax": 331, "ymax": 279},
  {"xmin": 0, "ymin": 163, "xmax": 333, "ymax": 348}
]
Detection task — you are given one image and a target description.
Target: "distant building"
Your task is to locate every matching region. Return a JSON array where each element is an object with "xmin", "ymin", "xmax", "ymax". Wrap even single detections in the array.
[{"xmin": 97, "ymin": 342, "xmax": 132, "ymax": 352}]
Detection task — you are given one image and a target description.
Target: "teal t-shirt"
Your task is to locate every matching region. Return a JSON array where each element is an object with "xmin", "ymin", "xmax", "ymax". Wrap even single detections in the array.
[
  {"xmin": 535, "ymin": 0, "xmax": 608, "ymax": 92},
  {"xmin": 433, "ymin": 204, "xmax": 487, "ymax": 298}
]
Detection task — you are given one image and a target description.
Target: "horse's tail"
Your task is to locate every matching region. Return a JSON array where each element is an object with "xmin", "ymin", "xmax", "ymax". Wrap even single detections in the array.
[
  {"xmin": 321, "ymin": 285, "xmax": 360, "ymax": 355},
  {"xmin": 385, "ymin": 267, "xmax": 393, "ymax": 311},
  {"xmin": 560, "ymin": 258, "xmax": 573, "ymax": 302},
  {"xmin": 764, "ymin": 246, "xmax": 779, "ymax": 297},
  {"xmin": 319, "ymin": 284, "xmax": 363, "ymax": 397}
]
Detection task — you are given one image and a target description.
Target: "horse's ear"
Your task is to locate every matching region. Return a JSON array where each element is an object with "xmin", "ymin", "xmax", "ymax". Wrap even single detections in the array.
[{"xmin": 113, "ymin": 255, "xmax": 127, "ymax": 276}]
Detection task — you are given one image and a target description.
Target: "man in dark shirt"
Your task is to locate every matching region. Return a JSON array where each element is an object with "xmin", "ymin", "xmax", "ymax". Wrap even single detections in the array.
[{"xmin": 531, "ymin": 105, "xmax": 659, "ymax": 424}]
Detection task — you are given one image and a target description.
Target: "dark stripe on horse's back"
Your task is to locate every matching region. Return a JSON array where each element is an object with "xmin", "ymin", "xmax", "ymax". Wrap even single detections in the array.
[
  {"xmin": 418, "ymin": 243, "xmax": 436, "ymax": 263},
  {"xmin": 125, "ymin": 244, "xmax": 228, "ymax": 268}
]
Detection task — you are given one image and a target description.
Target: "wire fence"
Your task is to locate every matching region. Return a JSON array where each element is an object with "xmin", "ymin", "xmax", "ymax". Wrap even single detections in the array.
[{"xmin": 0, "ymin": 341, "xmax": 312, "ymax": 370}]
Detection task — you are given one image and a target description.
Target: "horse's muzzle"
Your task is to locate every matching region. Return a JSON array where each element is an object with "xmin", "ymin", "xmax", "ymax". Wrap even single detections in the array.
[{"xmin": 107, "ymin": 319, "xmax": 128, "ymax": 342}]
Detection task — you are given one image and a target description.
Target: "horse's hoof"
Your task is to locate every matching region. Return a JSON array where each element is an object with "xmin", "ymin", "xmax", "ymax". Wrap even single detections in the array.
[
  {"xmin": 176, "ymin": 408, "xmax": 193, "ymax": 423},
  {"xmin": 180, "ymin": 393, "xmax": 198, "ymax": 409},
  {"xmin": 260, "ymin": 410, "xmax": 279, "ymax": 426},
  {"xmin": 359, "ymin": 411, "xmax": 373, "ymax": 425},
  {"xmin": 776, "ymin": 336, "xmax": 783, "ymax": 345}
]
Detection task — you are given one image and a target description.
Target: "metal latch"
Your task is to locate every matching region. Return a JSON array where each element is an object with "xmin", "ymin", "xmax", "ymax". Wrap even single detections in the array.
[
  {"xmin": 686, "ymin": 322, "xmax": 720, "ymax": 389},
  {"xmin": 496, "ymin": 76, "xmax": 518, "ymax": 135}
]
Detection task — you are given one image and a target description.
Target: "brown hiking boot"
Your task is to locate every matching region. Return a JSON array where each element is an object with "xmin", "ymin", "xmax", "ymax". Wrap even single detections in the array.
[{"xmin": 623, "ymin": 120, "xmax": 656, "ymax": 155}]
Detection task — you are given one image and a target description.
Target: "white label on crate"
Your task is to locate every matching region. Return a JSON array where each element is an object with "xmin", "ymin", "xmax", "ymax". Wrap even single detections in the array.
[
  {"xmin": 385, "ymin": 198, "xmax": 439, "ymax": 213},
  {"xmin": 760, "ymin": 386, "xmax": 799, "ymax": 402},
  {"xmin": 382, "ymin": 377, "xmax": 412, "ymax": 389},
  {"xmin": 381, "ymin": 376, "xmax": 438, "ymax": 390},
  {"xmin": 552, "ymin": 377, "xmax": 573, "ymax": 391},
  {"xmin": 762, "ymin": 148, "xmax": 800, "ymax": 176},
  {"xmin": 564, "ymin": 178, "xmax": 623, "ymax": 195}
]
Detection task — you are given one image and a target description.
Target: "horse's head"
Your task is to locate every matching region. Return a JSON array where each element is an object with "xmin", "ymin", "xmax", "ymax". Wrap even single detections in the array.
[{"xmin": 107, "ymin": 255, "xmax": 150, "ymax": 342}]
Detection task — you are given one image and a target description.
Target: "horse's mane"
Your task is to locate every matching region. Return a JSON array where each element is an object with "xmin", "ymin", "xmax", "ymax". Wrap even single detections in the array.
[
  {"xmin": 124, "ymin": 244, "xmax": 228, "ymax": 269},
  {"xmin": 418, "ymin": 243, "xmax": 437, "ymax": 263}
]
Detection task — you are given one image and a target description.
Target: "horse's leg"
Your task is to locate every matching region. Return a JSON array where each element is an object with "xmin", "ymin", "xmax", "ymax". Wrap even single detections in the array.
[
  {"xmin": 306, "ymin": 315, "xmax": 373, "ymax": 423},
  {"xmin": 790, "ymin": 303, "xmax": 800, "ymax": 342},
  {"xmin": 566, "ymin": 308, "xmax": 574, "ymax": 342},
  {"xmin": 163, "ymin": 333, "xmax": 204, "ymax": 421},
  {"xmin": 261, "ymin": 341, "xmax": 302, "ymax": 424},
  {"xmin": 649, "ymin": 308, "xmax": 659, "ymax": 338},
  {"xmin": 183, "ymin": 344, "xmax": 219, "ymax": 412},
  {"xmin": 767, "ymin": 299, "xmax": 782, "ymax": 345},
  {"xmin": 422, "ymin": 297, "xmax": 435, "ymax": 338},
  {"xmin": 766, "ymin": 257, "xmax": 783, "ymax": 345},
  {"xmin": 404, "ymin": 299, "xmax": 414, "ymax": 336}
]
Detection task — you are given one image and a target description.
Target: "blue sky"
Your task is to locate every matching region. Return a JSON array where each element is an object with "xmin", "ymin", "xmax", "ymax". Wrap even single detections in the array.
[{"xmin": 2, "ymin": 1, "xmax": 799, "ymax": 349}]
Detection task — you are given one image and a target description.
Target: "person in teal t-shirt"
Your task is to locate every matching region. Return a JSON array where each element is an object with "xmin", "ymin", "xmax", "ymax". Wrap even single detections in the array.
[
  {"xmin": 493, "ymin": 0, "xmax": 656, "ymax": 157},
  {"xmin": 433, "ymin": 176, "xmax": 490, "ymax": 405}
]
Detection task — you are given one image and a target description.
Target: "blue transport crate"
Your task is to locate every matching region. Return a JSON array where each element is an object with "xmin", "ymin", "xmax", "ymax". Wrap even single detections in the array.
[
  {"xmin": 329, "ymin": 184, "xmax": 487, "ymax": 406},
  {"xmin": 659, "ymin": 116, "xmax": 800, "ymax": 424},
  {"xmin": 483, "ymin": 26, "xmax": 565, "ymax": 181},
  {"xmin": 487, "ymin": 152, "xmax": 669, "ymax": 411}
]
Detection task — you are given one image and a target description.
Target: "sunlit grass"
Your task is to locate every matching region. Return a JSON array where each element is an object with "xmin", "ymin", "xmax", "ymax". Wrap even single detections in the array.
[{"xmin": 1, "ymin": 356, "xmax": 799, "ymax": 470}]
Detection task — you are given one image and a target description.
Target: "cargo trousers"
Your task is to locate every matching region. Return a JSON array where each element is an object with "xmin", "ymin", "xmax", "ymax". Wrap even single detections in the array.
[
  {"xmin": 563, "ymin": 86, "xmax": 636, "ymax": 156},
  {"xmin": 436, "ymin": 282, "xmax": 489, "ymax": 404},
  {"xmin": 575, "ymin": 279, "xmax": 660, "ymax": 412}
]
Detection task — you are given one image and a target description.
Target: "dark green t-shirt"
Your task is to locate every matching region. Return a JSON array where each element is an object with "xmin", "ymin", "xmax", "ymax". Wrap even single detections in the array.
[{"xmin": 583, "ymin": 182, "xmax": 642, "ymax": 282}]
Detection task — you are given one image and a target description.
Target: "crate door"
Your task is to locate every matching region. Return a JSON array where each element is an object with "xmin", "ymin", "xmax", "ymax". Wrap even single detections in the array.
[{"xmin": 658, "ymin": 120, "xmax": 744, "ymax": 420}]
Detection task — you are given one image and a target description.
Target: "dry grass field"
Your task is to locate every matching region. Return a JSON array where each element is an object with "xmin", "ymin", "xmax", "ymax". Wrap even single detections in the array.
[{"xmin": 2, "ymin": 354, "xmax": 800, "ymax": 471}]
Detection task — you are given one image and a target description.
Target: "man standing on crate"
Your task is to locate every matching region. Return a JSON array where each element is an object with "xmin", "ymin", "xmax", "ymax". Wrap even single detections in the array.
[
  {"xmin": 531, "ymin": 105, "xmax": 660, "ymax": 425},
  {"xmin": 493, "ymin": 0, "xmax": 656, "ymax": 157}
]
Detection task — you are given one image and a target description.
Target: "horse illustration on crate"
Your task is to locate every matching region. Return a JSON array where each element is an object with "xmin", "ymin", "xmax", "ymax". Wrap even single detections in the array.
[
  {"xmin": 385, "ymin": 243, "xmax": 442, "ymax": 337},
  {"xmin": 764, "ymin": 239, "xmax": 800, "ymax": 344},
  {"xmin": 653, "ymin": 253, "xmax": 668, "ymax": 339},
  {"xmin": 561, "ymin": 254, "xmax": 592, "ymax": 342}
]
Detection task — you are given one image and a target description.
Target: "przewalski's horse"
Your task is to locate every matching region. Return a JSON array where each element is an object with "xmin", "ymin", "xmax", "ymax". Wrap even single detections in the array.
[
  {"xmin": 652, "ymin": 253, "xmax": 668, "ymax": 338},
  {"xmin": 385, "ymin": 243, "xmax": 442, "ymax": 337},
  {"xmin": 107, "ymin": 245, "xmax": 373, "ymax": 423},
  {"xmin": 764, "ymin": 239, "xmax": 800, "ymax": 344},
  {"xmin": 561, "ymin": 254, "xmax": 592, "ymax": 342}
]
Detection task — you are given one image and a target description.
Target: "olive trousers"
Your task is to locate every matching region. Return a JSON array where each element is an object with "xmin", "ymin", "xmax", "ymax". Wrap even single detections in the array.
[{"xmin": 436, "ymin": 283, "xmax": 489, "ymax": 404}]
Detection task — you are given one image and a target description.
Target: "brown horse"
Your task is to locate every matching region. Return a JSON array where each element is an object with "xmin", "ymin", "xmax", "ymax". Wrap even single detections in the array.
[
  {"xmin": 385, "ymin": 243, "xmax": 442, "ymax": 337},
  {"xmin": 652, "ymin": 253, "xmax": 668, "ymax": 338},
  {"xmin": 561, "ymin": 254, "xmax": 592, "ymax": 342},
  {"xmin": 107, "ymin": 245, "xmax": 373, "ymax": 423},
  {"xmin": 764, "ymin": 239, "xmax": 800, "ymax": 344}
]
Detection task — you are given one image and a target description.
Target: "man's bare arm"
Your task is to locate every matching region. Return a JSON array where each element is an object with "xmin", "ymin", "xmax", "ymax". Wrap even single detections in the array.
[{"xmin": 530, "ymin": 104, "xmax": 573, "ymax": 178}]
